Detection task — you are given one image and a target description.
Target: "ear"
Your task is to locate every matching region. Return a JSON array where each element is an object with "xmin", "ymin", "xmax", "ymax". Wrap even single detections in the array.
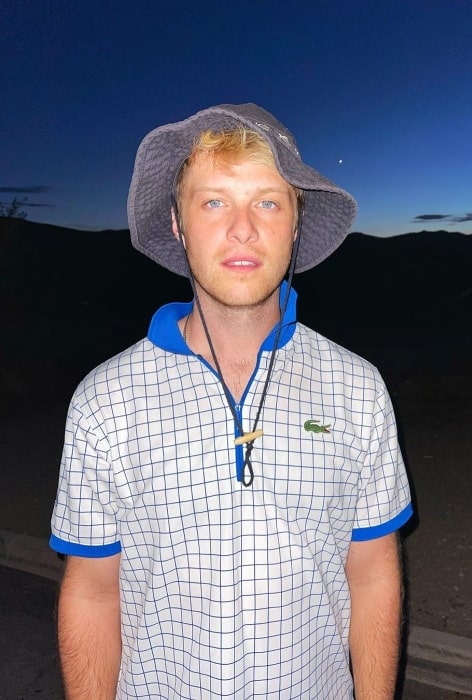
[
  {"xmin": 171, "ymin": 207, "xmax": 179, "ymax": 239},
  {"xmin": 171, "ymin": 207, "xmax": 186, "ymax": 247}
]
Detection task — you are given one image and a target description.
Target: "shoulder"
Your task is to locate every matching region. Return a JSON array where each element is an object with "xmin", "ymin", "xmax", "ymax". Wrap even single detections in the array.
[
  {"xmin": 293, "ymin": 323, "xmax": 385, "ymax": 393},
  {"xmin": 71, "ymin": 337, "xmax": 159, "ymax": 411}
]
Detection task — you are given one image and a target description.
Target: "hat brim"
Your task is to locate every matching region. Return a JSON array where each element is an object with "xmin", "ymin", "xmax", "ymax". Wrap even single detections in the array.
[{"xmin": 128, "ymin": 104, "xmax": 357, "ymax": 276}]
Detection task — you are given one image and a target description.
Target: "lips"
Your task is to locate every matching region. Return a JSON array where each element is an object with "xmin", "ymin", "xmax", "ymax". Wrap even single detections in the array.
[
  {"xmin": 227, "ymin": 260, "xmax": 256, "ymax": 266},
  {"xmin": 223, "ymin": 256, "xmax": 260, "ymax": 268}
]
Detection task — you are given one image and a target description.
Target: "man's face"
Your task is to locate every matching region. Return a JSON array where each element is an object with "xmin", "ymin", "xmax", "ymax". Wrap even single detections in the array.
[{"xmin": 172, "ymin": 153, "xmax": 298, "ymax": 311}]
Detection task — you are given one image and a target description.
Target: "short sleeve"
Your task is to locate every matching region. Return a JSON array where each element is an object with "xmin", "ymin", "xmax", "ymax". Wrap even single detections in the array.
[
  {"xmin": 50, "ymin": 396, "xmax": 121, "ymax": 557},
  {"xmin": 352, "ymin": 383, "xmax": 412, "ymax": 541}
]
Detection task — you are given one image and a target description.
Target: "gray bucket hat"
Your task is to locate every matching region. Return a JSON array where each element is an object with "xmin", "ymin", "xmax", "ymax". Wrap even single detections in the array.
[{"xmin": 128, "ymin": 103, "xmax": 357, "ymax": 276}]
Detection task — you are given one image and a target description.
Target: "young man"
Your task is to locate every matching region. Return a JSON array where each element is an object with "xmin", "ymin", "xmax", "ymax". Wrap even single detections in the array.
[{"xmin": 51, "ymin": 103, "xmax": 412, "ymax": 699}]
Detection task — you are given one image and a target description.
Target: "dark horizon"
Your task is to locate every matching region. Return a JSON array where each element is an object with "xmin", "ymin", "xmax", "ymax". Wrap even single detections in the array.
[{"xmin": 2, "ymin": 216, "xmax": 471, "ymax": 420}]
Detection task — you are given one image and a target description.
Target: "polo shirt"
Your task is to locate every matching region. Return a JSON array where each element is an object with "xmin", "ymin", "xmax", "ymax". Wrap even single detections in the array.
[{"xmin": 50, "ymin": 284, "xmax": 412, "ymax": 699}]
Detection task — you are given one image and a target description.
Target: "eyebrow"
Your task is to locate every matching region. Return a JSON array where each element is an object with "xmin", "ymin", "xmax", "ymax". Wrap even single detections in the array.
[{"xmin": 190, "ymin": 186, "xmax": 293, "ymax": 196}]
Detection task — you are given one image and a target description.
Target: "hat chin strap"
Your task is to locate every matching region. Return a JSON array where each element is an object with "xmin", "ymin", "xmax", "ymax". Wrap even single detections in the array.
[{"xmin": 170, "ymin": 192, "xmax": 304, "ymax": 487}]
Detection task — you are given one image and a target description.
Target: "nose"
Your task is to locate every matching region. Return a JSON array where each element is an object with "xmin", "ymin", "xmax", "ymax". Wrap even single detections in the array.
[{"xmin": 226, "ymin": 205, "xmax": 259, "ymax": 244}]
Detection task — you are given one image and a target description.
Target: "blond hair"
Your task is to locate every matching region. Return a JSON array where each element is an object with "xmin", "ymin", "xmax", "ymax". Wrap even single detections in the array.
[{"xmin": 175, "ymin": 128, "xmax": 303, "ymax": 211}]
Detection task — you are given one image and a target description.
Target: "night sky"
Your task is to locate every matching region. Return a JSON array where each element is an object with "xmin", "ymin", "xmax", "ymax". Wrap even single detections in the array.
[{"xmin": 2, "ymin": 0, "xmax": 471, "ymax": 236}]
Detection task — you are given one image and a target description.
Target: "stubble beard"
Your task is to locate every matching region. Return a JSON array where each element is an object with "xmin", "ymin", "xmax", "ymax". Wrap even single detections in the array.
[{"xmin": 188, "ymin": 258, "xmax": 291, "ymax": 316}]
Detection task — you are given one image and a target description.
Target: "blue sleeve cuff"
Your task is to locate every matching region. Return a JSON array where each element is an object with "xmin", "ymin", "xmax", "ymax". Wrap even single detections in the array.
[
  {"xmin": 351, "ymin": 503, "xmax": 413, "ymax": 541},
  {"xmin": 49, "ymin": 534, "xmax": 122, "ymax": 558}
]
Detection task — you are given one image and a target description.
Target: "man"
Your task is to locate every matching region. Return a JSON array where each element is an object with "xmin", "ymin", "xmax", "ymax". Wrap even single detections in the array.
[{"xmin": 50, "ymin": 103, "xmax": 412, "ymax": 699}]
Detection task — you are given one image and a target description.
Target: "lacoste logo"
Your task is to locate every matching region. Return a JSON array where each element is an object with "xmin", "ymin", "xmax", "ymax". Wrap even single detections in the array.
[{"xmin": 304, "ymin": 419, "xmax": 331, "ymax": 434}]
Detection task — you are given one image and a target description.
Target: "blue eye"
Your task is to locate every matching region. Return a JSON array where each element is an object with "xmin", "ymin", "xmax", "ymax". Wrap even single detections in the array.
[
  {"xmin": 207, "ymin": 199, "xmax": 222, "ymax": 208},
  {"xmin": 260, "ymin": 200, "xmax": 276, "ymax": 209}
]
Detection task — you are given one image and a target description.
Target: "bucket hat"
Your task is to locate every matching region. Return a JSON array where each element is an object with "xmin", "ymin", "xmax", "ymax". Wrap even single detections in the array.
[{"xmin": 128, "ymin": 103, "xmax": 357, "ymax": 276}]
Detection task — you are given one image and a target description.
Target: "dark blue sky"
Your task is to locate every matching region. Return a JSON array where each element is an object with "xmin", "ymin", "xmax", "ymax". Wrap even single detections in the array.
[{"xmin": 1, "ymin": 0, "xmax": 471, "ymax": 236}]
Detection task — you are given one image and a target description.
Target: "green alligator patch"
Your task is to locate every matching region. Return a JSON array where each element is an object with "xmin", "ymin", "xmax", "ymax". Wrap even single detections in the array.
[{"xmin": 304, "ymin": 419, "xmax": 331, "ymax": 434}]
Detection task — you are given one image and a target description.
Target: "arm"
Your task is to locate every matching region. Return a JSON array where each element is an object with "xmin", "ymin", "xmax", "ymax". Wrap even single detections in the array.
[
  {"xmin": 345, "ymin": 532, "xmax": 403, "ymax": 700},
  {"xmin": 58, "ymin": 553, "xmax": 122, "ymax": 699}
]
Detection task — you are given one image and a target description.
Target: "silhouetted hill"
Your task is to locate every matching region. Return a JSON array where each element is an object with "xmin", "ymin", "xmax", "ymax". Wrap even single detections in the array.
[
  {"xmin": 297, "ymin": 229, "xmax": 472, "ymax": 332},
  {"xmin": 1, "ymin": 218, "xmax": 471, "ymax": 412}
]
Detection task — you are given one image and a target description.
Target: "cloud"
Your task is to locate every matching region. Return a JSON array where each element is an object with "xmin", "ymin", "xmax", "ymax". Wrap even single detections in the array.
[
  {"xmin": 0, "ymin": 185, "xmax": 52, "ymax": 194},
  {"xmin": 413, "ymin": 214, "xmax": 451, "ymax": 222},
  {"xmin": 413, "ymin": 212, "xmax": 472, "ymax": 225},
  {"xmin": 0, "ymin": 185, "xmax": 54, "ymax": 210},
  {"xmin": 69, "ymin": 224, "xmax": 105, "ymax": 231},
  {"xmin": 0, "ymin": 199, "xmax": 54, "ymax": 208},
  {"xmin": 451, "ymin": 213, "xmax": 472, "ymax": 223},
  {"xmin": 0, "ymin": 201, "xmax": 54, "ymax": 211}
]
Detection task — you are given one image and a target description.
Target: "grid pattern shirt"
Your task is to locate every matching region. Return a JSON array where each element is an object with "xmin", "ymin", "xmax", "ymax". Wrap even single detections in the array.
[{"xmin": 50, "ymin": 285, "xmax": 412, "ymax": 699}]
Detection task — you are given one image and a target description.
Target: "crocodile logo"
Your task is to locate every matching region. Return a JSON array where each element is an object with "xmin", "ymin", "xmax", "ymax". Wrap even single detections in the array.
[{"xmin": 304, "ymin": 419, "xmax": 331, "ymax": 434}]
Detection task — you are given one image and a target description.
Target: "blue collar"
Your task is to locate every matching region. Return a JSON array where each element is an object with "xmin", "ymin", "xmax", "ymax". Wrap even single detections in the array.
[{"xmin": 147, "ymin": 281, "xmax": 297, "ymax": 354}]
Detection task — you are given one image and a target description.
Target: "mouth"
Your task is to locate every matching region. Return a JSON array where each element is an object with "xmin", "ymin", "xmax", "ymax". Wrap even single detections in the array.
[
  {"xmin": 227, "ymin": 260, "xmax": 256, "ymax": 266},
  {"xmin": 223, "ymin": 256, "xmax": 260, "ymax": 268}
]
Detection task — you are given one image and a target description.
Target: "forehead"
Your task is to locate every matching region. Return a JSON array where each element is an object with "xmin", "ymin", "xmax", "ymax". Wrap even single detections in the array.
[{"xmin": 181, "ymin": 151, "xmax": 294, "ymax": 192}]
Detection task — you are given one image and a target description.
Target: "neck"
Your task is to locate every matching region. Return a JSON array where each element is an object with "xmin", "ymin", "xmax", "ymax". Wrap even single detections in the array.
[
  {"xmin": 184, "ymin": 288, "xmax": 281, "ymax": 360},
  {"xmin": 179, "ymin": 287, "xmax": 282, "ymax": 402}
]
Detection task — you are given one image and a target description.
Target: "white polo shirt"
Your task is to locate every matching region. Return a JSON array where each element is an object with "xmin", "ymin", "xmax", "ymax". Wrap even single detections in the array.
[{"xmin": 51, "ymin": 285, "xmax": 412, "ymax": 699}]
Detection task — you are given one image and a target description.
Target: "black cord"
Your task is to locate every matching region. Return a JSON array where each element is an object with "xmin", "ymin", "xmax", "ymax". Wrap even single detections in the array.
[{"xmin": 170, "ymin": 191, "xmax": 304, "ymax": 487}]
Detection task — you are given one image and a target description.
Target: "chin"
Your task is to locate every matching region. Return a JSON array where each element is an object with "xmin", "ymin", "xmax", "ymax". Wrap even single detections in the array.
[{"xmin": 210, "ymin": 284, "xmax": 281, "ymax": 310}]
